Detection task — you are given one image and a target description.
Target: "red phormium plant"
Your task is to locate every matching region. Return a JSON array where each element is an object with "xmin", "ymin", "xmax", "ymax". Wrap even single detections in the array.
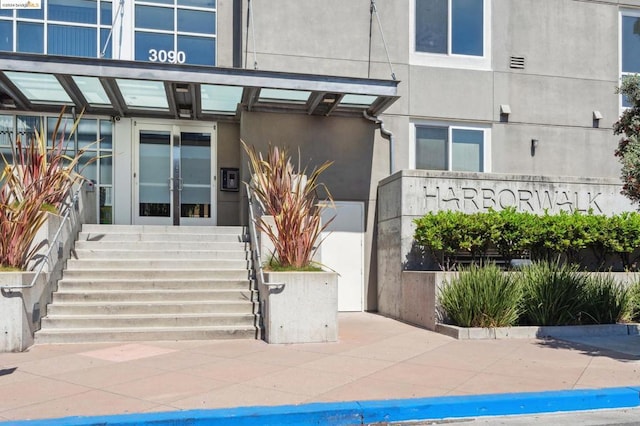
[
  {"xmin": 0, "ymin": 110, "xmax": 92, "ymax": 270},
  {"xmin": 242, "ymin": 141, "xmax": 334, "ymax": 270}
]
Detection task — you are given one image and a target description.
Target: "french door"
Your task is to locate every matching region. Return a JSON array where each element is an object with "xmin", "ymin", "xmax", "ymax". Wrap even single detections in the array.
[{"xmin": 134, "ymin": 121, "xmax": 216, "ymax": 225}]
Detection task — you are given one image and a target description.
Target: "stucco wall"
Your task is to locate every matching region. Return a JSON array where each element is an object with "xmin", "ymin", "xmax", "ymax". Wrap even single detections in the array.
[{"xmin": 236, "ymin": 0, "xmax": 625, "ymax": 179}]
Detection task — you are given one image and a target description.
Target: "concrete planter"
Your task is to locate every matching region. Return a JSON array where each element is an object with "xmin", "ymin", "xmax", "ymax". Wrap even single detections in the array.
[
  {"xmin": 400, "ymin": 271, "xmax": 640, "ymax": 340},
  {"xmin": 436, "ymin": 323, "xmax": 640, "ymax": 340},
  {"xmin": 262, "ymin": 271, "xmax": 338, "ymax": 344}
]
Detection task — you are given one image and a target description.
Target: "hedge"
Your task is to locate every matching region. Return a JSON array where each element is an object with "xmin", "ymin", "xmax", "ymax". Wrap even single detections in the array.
[{"xmin": 413, "ymin": 208, "xmax": 640, "ymax": 271}]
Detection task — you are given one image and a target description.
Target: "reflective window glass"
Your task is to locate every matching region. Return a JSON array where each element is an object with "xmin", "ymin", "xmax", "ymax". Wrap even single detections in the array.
[
  {"xmin": 452, "ymin": 129, "xmax": 482, "ymax": 172},
  {"xmin": 49, "ymin": 0, "xmax": 97, "ymax": 24},
  {"xmin": 139, "ymin": 0, "xmax": 172, "ymax": 4},
  {"xmin": 79, "ymin": 154, "xmax": 97, "ymax": 182},
  {"xmin": 135, "ymin": 31, "xmax": 173, "ymax": 62},
  {"xmin": 259, "ymin": 89, "xmax": 310, "ymax": 103},
  {"xmin": 100, "ymin": 1, "xmax": 112, "ymax": 25},
  {"xmin": 48, "ymin": 25, "xmax": 97, "ymax": 57},
  {"xmin": 135, "ymin": 5, "xmax": 173, "ymax": 31},
  {"xmin": 77, "ymin": 118, "xmax": 97, "ymax": 149},
  {"xmin": 5, "ymin": 72, "xmax": 71, "ymax": 103},
  {"xmin": 100, "ymin": 28, "xmax": 112, "ymax": 58},
  {"xmin": 452, "ymin": 0, "xmax": 483, "ymax": 55},
  {"xmin": 416, "ymin": 126, "xmax": 447, "ymax": 170},
  {"xmin": 17, "ymin": 22, "xmax": 43, "ymax": 53},
  {"xmin": 47, "ymin": 116, "xmax": 74, "ymax": 149},
  {"xmin": 0, "ymin": 9, "xmax": 12, "ymax": 17},
  {"xmin": 17, "ymin": 115, "xmax": 40, "ymax": 143},
  {"xmin": 0, "ymin": 20, "xmax": 12, "ymax": 52},
  {"xmin": 177, "ymin": 9, "xmax": 215, "ymax": 34},
  {"xmin": 0, "ymin": 115, "xmax": 13, "ymax": 146},
  {"xmin": 415, "ymin": 0, "xmax": 483, "ymax": 57},
  {"xmin": 17, "ymin": 7, "xmax": 43, "ymax": 19},
  {"xmin": 100, "ymin": 155, "xmax": 112, "ymax": 184},
  {"xmin": 200, "ymin": 85, "xmax": 242, "ymax": 112},
  {"xmin": 178, "ymin": 0, "xmax": 215, "ymax": 7},
  {"xmin": 116, "ymin": 78, "xmax": 169, "ymax": 109},
  {"xmin": 99, "ymin": 119, "xmax": 112, "ymax": 149},
  {"xmin": 415, "ymin": 0, "xmax": 447, "ymax": 54},
  {"xmin": 623, "ymin": 16, "xmax": 640, "ymax": 73},
  {"xmin": 177, "ymin": 35, "xmax": 215, "ymax": 66},
  {"xmin": 73, "ymin": 76, "xmax": 111, "ymax": 105},
  {"xmin": 341, "ymin": 94, "xmax": 377, "ymax": 106}
]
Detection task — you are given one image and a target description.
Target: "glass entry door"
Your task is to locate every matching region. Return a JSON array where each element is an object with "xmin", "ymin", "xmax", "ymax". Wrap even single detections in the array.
[{"xmin": 134, "ymin": 122, "xmax": 216, "ymax": 225}]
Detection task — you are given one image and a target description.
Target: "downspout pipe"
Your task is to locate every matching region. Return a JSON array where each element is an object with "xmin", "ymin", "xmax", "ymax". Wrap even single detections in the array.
[{"xmin": 363, "ymin": 110, "xmax": 395, "ymax": 175}]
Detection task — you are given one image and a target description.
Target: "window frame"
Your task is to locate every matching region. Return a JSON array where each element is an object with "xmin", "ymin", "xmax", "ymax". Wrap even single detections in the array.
[
  {"xmin": 410, "ymin": 0, "xmax": 492, "ymax": 70},
  {"xmin": 410, "ymin": 120, "xmax": 491, "ymax": 172},
  {"xmin": 619, "ymin": 8, "xmax": 640, "ymax": 110}
]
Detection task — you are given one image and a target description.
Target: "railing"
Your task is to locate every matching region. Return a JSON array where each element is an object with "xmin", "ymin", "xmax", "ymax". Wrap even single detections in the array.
[
  {"xmin": 1, "ymin": 185, "xmax": 82, "ymax": 292},
  {"xmin": 245, "ymin": 183, "xmax": 283, "ymax": 291}
]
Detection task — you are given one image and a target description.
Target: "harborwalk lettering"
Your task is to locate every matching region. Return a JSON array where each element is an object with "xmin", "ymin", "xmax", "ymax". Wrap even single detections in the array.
[{"xmin": 423, "ymin": 185, "xmax": 604, "ymax": 214}]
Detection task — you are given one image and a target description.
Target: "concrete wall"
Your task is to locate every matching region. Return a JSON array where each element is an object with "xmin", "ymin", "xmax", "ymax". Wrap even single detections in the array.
[{"xmin": 376, "ymin": 170, "xmax": 634, "ymax": 320}]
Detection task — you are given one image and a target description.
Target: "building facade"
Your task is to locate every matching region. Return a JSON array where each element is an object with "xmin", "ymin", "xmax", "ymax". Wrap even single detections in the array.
[{"xmin": 0, "ymin": 0, "xmax": 635, "ymax": 311}]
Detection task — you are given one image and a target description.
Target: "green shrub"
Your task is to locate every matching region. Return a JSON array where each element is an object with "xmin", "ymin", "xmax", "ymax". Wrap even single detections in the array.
[
  {"xmin": 518, "ymin": 261, "xmax": 588, "ymax": 326},
  {"xmin": 629, "ymin": 280, "xmax": 640, "ymax": 322},
  {"xmin": 581, "ymin": 274, "xmax": 631, "ymax": 324},
  {"xmin": 439, "ymin": 263, "xmax": 522, "ymax": 328}
]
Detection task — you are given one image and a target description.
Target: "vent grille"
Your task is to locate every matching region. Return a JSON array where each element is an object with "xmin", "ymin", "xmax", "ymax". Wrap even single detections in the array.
[{"xmin": 510, "ymin": 56, "xmax": 525, "ymax": 69}]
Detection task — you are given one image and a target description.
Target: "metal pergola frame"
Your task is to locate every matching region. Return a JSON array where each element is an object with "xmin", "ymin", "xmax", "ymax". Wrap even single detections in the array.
[{"xmin": 0, "ymin": 52, "xmax": 399, "ymax": 121}]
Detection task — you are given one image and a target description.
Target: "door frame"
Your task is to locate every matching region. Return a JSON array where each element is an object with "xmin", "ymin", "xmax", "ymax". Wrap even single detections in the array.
[{"xmin": 133, "ymin": 119, "xmax": 217, "ymax": 226}]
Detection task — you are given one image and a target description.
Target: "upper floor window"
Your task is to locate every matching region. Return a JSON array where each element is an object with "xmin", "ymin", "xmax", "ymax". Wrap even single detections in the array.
[
  {"xmin": 621, "ymin": 9, "xmax": 640, "ymax": 107},
  {"xmin": 134, "ymin": 0, "xmax": 216, "ymax": 66},
  {"xmin": 412, "ymin": 122, "xmax": 490, "ymax": 172},
  {"xmin": 411, "ymin": 0, "xmax": 491, "ymax": 70},
  {"xmin": 0, "ymin": 0, "xmax": 112, "ymax": 58}
]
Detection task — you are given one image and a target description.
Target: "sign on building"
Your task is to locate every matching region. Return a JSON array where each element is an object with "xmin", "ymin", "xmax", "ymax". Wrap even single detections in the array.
[{"xmin": 1, "ymin": 0, "xmax": 40, "ymax": 8}]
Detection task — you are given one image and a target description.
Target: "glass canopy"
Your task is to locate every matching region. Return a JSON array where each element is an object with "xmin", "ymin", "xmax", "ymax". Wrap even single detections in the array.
[{"xmin": 0, "ymin": 53, "xmax": 399, "ymax": 120}]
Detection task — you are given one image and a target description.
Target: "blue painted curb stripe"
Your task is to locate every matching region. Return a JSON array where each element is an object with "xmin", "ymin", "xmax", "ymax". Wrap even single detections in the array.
[{"xmin": 3, "ymin": 386, "xmax": 640, "ymax": 426}]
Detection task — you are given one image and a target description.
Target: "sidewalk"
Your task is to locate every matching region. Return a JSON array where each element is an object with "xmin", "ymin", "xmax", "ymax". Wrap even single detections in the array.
[{"xmin": 1, "ymin": 312, "xmax": 639, "ymax": 422}]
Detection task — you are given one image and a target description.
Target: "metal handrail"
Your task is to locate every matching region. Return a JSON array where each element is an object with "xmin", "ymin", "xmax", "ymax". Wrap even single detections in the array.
[
  {"xmin": 245, "ymin": 183, "xmax": 283, "ymax": 289},
  {"xmin": 1, "ymin": 185, "xmax": 82, "ymax": 291}
]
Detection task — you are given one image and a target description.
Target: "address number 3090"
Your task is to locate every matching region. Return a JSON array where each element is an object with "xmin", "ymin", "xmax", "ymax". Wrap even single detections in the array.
[{"xmin": 148, "ymin": 49, "xmax": 186, "ymax": 64}]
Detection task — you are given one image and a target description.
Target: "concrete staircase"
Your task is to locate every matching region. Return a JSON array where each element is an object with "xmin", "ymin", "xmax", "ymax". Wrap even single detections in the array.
[{"xmin": 35, "ymin": 224, "xmax": 260, "ymax": 344}]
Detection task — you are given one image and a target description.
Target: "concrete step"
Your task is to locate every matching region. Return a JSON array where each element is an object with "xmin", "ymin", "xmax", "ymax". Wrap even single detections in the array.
[
  {"xmin": 65, "ymin": 259, "xmax": 251, "ymax": 270},
  {"xmin": 81, "ymin": 224, "xmax": 246, "ymax": 235},
  {"xmin": 47, "ymin": 301, "xmax": 257, "ymax": 315},
  {"xmin": 77, "ymin": 232, "xmax": 246, "ymax": 243},
  {"xmin": 56, "ymin": 278, "xmax": 254, "ymax": 291},
  {"xmin": 72, "ymin": 249, "xmax": 249, "ymax": 260},
  {"xmin": 35, "ymin": 326, "xmax": 260, "ymax": 344},
  {"xmin": 62, "ymin": 269, "xmax": 251, "ymax": 280},
  {"xmin": 52, "ymin": 289, "xmax": 258, "ymax": 303},
  {"xmin": 41, "ymin": 313, "xmax": 258, "ymax": 329},
  {"xmin": 74, "ymin": 241, "xmax": 249, "ymax": 251}
]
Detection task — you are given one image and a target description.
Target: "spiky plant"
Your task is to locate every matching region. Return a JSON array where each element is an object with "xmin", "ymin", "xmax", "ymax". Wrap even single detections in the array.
[
  {"xmin": 243, "ymin": 141, "xmax": 334, "ymax": 269},
  {"xmin": 0, "ymin": 110, "xmax": 93, "ymax": 270}
]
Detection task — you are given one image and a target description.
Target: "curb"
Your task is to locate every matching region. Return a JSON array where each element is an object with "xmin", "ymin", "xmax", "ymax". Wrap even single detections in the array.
[
  {"xmin": 3, "ymin": 386, "xmax": 640, "ymax": 425},
  {"xmin": 436, "ymin": 323, "xmax": 640, "ymax": 340}
]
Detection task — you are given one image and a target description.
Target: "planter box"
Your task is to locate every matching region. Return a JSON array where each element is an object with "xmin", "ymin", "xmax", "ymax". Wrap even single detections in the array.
[
  {"xmin": 436, "ymin": 323, "xmax": 640, "ymax": 340},
  {"xmin": 262, "ymin": 271, "xmax": 338, "ymax": 344}
]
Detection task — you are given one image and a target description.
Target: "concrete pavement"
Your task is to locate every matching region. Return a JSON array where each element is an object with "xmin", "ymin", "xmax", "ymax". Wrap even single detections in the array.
[{"xmin": 0, "ymin": 313, "xmax": 639, "ymax": 423}]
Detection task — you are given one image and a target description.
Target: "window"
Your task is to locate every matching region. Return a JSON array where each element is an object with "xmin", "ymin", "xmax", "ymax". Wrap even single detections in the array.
[
  {"xmin": 411, "ymin": 0, "xmax": 491, "ymax": 69},
  {"xmin": 0, "ymin": 0, "xmax": 112, "ymax": 58},
  {"xmin": 134, "ymin": 0, "xmax": 216, "ymax": 66},
  {"xmin": 413, "ymin": 123, "xmax": 489, "ymax": 172},
  {"xmin": 621, "ymin": 10, "xmax": 640, "ymax": 107}
]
